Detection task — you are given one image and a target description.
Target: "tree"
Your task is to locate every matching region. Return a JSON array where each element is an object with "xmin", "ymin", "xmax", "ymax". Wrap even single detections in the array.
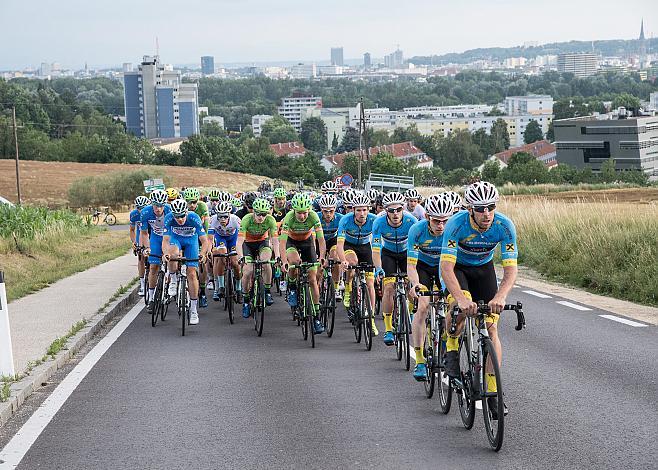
[
  {"xmin": 435, "ymin": 129, "xmax": 484, "ymax": 171},
  {"xmin": 599, "ymin": 158, "xmax": 617, "ymax": 183},
  {"xmin": 369, "ymin": 152, "xmax": 406, "ymax": 175},
  {"xmin": 546, "ymin": 122, "xmax": 555, "ymax": 142},
  {"xmin": 331, "ymin": 132, "xmax": 339, "ymax": 151},
  {"xmin": 337, "ymin": 127, "xmax": 360, "ymax": 153},
  {"xmin": 485, "ymin": 107, "xmax": 505, "ymax": 116},
  {"xmin": 523, "ymin": 120, "xmax": 544, "ymax": 144},
  {"xmin": 261, "ymin": 115, "xmax": 298, "ymax": 144},
  {"xmin": 490, "ymin": 118, "xmax": 510, "ymax": 153},
  {"xmin": 300, "ymin": 117, "xmax": 328, "ymax": 152},
  {"xmin": 498, "ymin": 152, "xmax": 549, "ymax": 184},
  {"xmin": 481, "ymin": 159, "xmax": 501, "ymax": 182},
  {"xmin": 611, "ymin": 93, "xmax": 641, "ymax": 114}
]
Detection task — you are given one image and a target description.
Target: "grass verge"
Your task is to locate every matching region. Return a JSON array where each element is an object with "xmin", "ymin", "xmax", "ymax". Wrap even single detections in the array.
[{"xmin": 500, "ymin": 197, "xmax": 658, "ymax": 306}]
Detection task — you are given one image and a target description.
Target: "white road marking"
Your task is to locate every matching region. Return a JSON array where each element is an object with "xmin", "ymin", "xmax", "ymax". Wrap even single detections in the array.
[
  {"xmin": 0, "ymin": 303, "xmax": 141, "ymax": 469},
  {"xmin": 599, "ymin": 315, "xmax": 648, "ymax": 328},
  {"xmin": 556, "ymin": 301, "xmax": 592, "ymax": 311},
  {"xmin": 522, "ymin": 290, "xmax": 552, "ymax": 299}
]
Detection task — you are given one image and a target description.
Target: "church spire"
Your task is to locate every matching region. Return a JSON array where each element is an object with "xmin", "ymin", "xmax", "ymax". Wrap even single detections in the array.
[{"xmin": 639, "ymin": 18, "xmax": 645, "ymax": 41}]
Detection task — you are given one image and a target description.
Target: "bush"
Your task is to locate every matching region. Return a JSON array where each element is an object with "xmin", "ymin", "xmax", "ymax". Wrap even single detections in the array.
[
  {"xmin": 0, "ymin": 205, "xmax": 87, "ymax": 240},
  {"xmin": 67, "ymin": 169, "xmax": 172, "ymax": 208}
]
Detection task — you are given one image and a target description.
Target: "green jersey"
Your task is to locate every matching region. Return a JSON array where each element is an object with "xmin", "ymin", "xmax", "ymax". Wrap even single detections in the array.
[
  {"xmin": 238, "ymin": 213, "xmax": 278, "ymax": 242},
  {"xmin": 280, "ymin": 210, "xmax": 324, "ymax": 241},
  {"xmin": 193, "ymin": 200, "xmax": 210, "ymax": 232}
]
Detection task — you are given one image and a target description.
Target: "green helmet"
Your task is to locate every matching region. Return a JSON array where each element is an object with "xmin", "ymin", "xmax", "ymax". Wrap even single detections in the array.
[
  {"xmin": 208, "ymin": 189, "xmax": 221, "ymax": 201},
  {"xmin": 252, "ymin": 197, "xmax": 271, "ymax": 213},
  {"xmin": 183, "ymin": 187, "xmax": 200, "ymax": 202},
  {"xmin": 291, "ymin": 193, "xmax": 312, "ymax": 211},
  {"xmin": 273, "ymin": 187, "xmax": 286, "ymax": 199},
  {"xmin": 231, "ymin": 197, "xmax": 242, "ymax": 208}
]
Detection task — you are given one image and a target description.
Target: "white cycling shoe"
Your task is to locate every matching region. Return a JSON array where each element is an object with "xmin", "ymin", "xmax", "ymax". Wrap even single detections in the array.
[
  {"xmin": 138, "ymin": 285, "xmax": 145, "ymax": 297},
  {"xmin": 189, "ymin": 312, "xmax": 199, "ymax": 325},
  {"xmin": 167, "ymin": 282, "xmax": 178, "ymax": 297}
]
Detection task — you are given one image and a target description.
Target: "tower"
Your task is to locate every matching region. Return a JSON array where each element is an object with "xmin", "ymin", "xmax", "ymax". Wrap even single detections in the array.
[{"xmin": 639, "ymin": 19, "xmax": 647, "ymax": 68}]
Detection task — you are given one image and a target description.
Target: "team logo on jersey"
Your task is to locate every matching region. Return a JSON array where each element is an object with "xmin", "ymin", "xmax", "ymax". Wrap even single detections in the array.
[
  {"xmin": 505, "ymin": 243, "xmax": 515, "ymax": 251},
  {"xmin": 447, "ymin": 239, "xmax": 457, "ymax": 248}
]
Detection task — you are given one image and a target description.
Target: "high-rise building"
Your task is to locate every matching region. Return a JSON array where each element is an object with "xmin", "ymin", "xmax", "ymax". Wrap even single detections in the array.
[
  {"xmin": 278, "ymin": 93, "xmax": 323, "ymax": 132},
  {"xmin": 39, "ymin": 62, "xmax": 51, "ymax": 77},
  {"xmin": 124, "ymin": 56, "xmax": 199, "ymax": 139},
  {"xmin": 384, "ymin": 48, "xmax": 404, "ymax": 68},
  {"xmin": 122, "ymin": 63, "xmax": 133, "ymax": 73},
  {"xmin": 201, "ymin": 56, "xmax": 215, "ymax": 75},
  {"xmin": 557, "ymin": 53, "xmax": 598, "ymax": 77},
  {"xmin": 331, "ymin": 47, "xmax": 344, "ymax": 66},
  {"xmin": 252, "ymin": 114, "xmax": 274, "ymax": 137},
  {"xmin": 363, "ymin": 52, "xmax": 371, "ymax": 68}
]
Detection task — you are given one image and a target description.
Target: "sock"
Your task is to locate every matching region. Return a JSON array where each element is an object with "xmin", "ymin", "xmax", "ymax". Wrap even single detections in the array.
[
  {"xmin": 383, "ymin": 313, "xmax": 393, "ymax": 332},
  {"xmin": 345, "ymin": 281, "xmax": 351, "ymax": 296},
  {"xmin": 217, "ymin": 276, "xmax": 225, "ymax": 288},
  {"xmin": 190, "ymin": 298, "xmax": 198, "ymax": 313},
  {"xmin": 486, "ymin": 373, "xmax": 497, "ymax": 393},
  {"xmin": 148, "ymin": 288, "xmax": 155, "ymax": 298},
  {"xmin": 334, "ymin": 281, "xmax": 339, "ymax": 290},
  {"xmin": 169, "ymin": 273, "xmax": 177, "ymax": 284},
  {"xmin": 265, "ymin": 284, "xmax": 271, "ymax": 290},
  {"xmin": 446, "ymin": 335, "xmax": 459, "ymax": 352},
  {"xmin": 140, "ymin": 278, "xmax": 145, "ymax": 289},
  {"xmin": 414, "ymin": 346, "xmax": 425, "ymax": 364},
  {"xmin": 236, "ymin": 280, "xmax": 242, "ymax": 292},
  {"xmin": 314, "ymin": 304, "xmax": 320, "ymax": 315}
]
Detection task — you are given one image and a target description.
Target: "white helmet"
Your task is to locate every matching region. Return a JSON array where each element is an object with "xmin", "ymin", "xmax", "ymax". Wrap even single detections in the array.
[
  {"xmin": 218, "ymin": 191, "xmax": 233, "ymax": 203},
  {"xmin": 134, "ymin": 196, "xmax": 150, "ymax": 209},
  {"xmin": 425, "ymin": 193, "xmax": 454, "ymax": 217},
  {"xmin": 443, "ymin": 191, "xmax": 463, "ymax": 210},
  {"xmin": 404, "ymin": 188, "xmax": 422, "ymax": 200},
  {"xmin": 367, "ymin": 188, "xmax": 380, "ymax": 202},
  {"xmin": 342, "ymin": 189, "xmax": 355, "ymax": 205},
  {"xmin": 150, "ymin": 189, "xmax": 168, "ymax": 206},
  {"xmin": 464, "ymin": 181, "xmax": 499, "ymax": 206},
  {"xmin": 216, "ymin": 201, "xmax": 232, "ymax": 214},
  {"xmin": 382, "ymin": 191, "xmax": 405, "ymax": 208},
  {"xmin": 351, "ymin": 191, "xmax": 371, "ymax": 208},
  {"xmin": 321, "ymin": 181, "xmax": 338, "ymax": 193},
  {"xmin": 319, "ymin": 194, "xmax": 338, "ymax": 208},
  {"xmin": 170, "ymin": 198, "xmax": 188, "ymax": 216}
]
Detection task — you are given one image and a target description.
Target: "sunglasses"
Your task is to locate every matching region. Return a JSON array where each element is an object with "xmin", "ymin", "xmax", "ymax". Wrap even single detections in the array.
[
  {"xmin": 472, "ymin": 204, "xmax": 496, "ymax": 213},
  {"xmin": 429, "ymin": 217, "xmax": 448, "ymax": 225},
  {"xmin": 255, "ymin": 212, "xmax": 268, "ymax": 217},
  {"xmin": 187, "ymin": 200, "xmax": 198, "ymax": 205},
  {"xmin": 174, "ymin": 214, "xmax": 186, "ymax": 219},
  {"xmin": 386, "ymin": 207, "xmax": 403, "ymax": 214},
  {"xmin": 218, "ymin": 214, "xmax": 229, "ymax": 219}
]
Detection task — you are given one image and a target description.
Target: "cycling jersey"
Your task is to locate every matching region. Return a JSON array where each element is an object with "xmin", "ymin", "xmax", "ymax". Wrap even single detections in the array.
[
  {"xmin": 280, "ymin": 210, "xmax": 324, "ymax": 242},
  {"xmin": 238, "ymin": 213, "xmax": 277, "ymax": 243},
  {"xmin": 407, "ymin": 203, "xmax": 426, "ymax": 221},
  {"xmin": 407, "ymin": 219, "xmax": 444, "ymax": 267},
  {"xmin": 235, "ymin": 207, "xmax": 250, "ymax": 220},
  {"xmin": 336, "ymin": 212, "xmax": 376, "ymax": 245},
  {"xmin": 272, "ymin": 203, "xmax": 289, "ymax": 223},
  {"xmin": 317, "ymin": 211, "xmax": 342, "ymax": 240},
  {"xmin": 129, "ymin": 208, "xmax": 142, "ymax": 244},
  {"xmin": 192, "ymin": 200, "xmax": 210, "ymax": 232},
  {"xmin": 163, "ymin": 212, "xmax": 206, "ymax": 268},
  {"xmin": 440, "ymin": 210, "xmax": 518, "ymax": 267},
  {"xmin": 372, "ymin": 213, "xmax": 417, "ymax": 254},
  {"xmin": 209, "ymin": 213, "xmax": 241, "ymax": 250},
  {"xmin": 140, "ymin": 204, "xmax": 172, "ymax": 238}
]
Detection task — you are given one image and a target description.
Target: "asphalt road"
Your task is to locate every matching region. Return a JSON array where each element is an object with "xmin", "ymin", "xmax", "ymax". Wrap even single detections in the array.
[{"xmin": 3, "ymin": 284, "xmax": 657, "ymax": 469}]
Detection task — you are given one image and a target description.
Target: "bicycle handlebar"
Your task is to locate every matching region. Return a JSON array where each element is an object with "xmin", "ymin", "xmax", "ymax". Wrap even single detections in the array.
[
  {"xmin": 213, "ymin": 252, "xmax": 238, "ymax": 258},
  {"xmin": 346, "ymin": 263, "xmax": 375, "ymax": 270},
  {"xmin": 450, "ymin": 300, "xmax": 525, "ymax": 334}
]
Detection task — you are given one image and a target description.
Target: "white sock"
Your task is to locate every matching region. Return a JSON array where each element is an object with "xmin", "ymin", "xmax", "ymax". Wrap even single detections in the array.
[
  {"xmin": 217, "ymin": 276, "xmax": 225, "ymax": 288},
  {"xmin": 140, "ymin": 278, "xmax": 145, "ymax": 289},
  {"xmin": 170, "ymin": 273, "xmax": 177, "ymax": 284},
  {"xmin": 148, "ymin": 288, "xmax": 155, "ymax": 298},
  {"xmin": 190, "ymin": 299, "xmax": 198, "ymax": 313}
]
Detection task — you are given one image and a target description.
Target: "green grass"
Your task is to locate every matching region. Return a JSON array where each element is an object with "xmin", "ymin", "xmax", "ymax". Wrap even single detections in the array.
[
  {"xmin": 46, "ymin": 319, "xmax": 89, "ymax": 359},
  {"xmin": 497, "ymin": 182, "xmax": 645, "ymax": 196},
  {"xmin": 0, "ymin": 382, "xmax": 10, "ymax": 402}
]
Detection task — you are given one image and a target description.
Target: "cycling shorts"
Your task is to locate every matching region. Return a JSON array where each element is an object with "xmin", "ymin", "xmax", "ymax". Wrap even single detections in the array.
[
  {"xmin": 214, "ymin": 232, "xmax": 238, "ymax": 251},
  {"xmin": 243, "ymin": 239, "xmax": 271, "ymax": 261},
  {"xmin": 344, "ymin": 241, "xmax": 373, "ymax": 271},
  {"xmin": 416, "ymin": 260, "xmax": 441, "ymax": 292},
  {"xmin": 169, "ymin": 236, "xmax": 200, "ymax": 267},
  {"xmin": 452, "ymin": 260, "xmax": 499, "ymax": 323},
  {"xmin": 382, "ymin": 248, "xmax": 407, "ymax": 283},
  {"xmin": 286, "ymin": 237, "xmax": 318, "ymax": 266},
  {"xmin": 148, "ymin": 235, "xmax": 164, "ymax": 265}
]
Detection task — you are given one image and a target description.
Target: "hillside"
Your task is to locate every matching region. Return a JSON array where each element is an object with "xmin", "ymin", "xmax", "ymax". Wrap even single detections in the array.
[{"xmin": 0, "ymin": 160, "xmax": 265, "ymax": 207}]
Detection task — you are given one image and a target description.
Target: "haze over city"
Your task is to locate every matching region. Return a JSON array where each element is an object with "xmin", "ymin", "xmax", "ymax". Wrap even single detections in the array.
[{"xmin": 1, "ymin": 0, "xmax": 654, "ymax": 69}]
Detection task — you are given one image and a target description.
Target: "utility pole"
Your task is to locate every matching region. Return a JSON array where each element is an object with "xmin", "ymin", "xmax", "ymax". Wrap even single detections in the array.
[
  {"xmin": 357, "ymin": 97, "xmax": 369, "ymax": 187},
  {"xmin": 12, "ymin": 106, "xmax": 22, "ymax": 205}
]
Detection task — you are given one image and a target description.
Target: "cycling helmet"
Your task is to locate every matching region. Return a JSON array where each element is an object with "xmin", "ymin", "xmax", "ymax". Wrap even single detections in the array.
[
  {"xmin": 170, "ymin": 198, "xmax": 188, "ymax": 216},
  {"xmin": 382, "ymin": 191, "xmax": 405, "ymax": 208},
  {"xmin": 443, "ymin": 191, "xmax": 463, "ymax": 210},
  {"xmin": 134, "ymin": 195, "xmax": 150, "ymax": 209},
  {"xmin": 166, "ymin": 188, "xmax": 179, "ymax": 201},
  {"xmin": 351, "ymin": 191, "xmax": 370, "ymax": 208},
  {"xmin": 291, "ymin": 193, "xmax": 312, "ymax": 211},
  {"xmin": 218, "ymin": 191, "xmax": 233, "ymax": 203},
  {"xmin": 150, "ymin": 189, "xmax": 168, "ymax": 206},
  {"xmin": 342, "ymin": 189, "xmax": 355, "ymax": 205},
  {"xmin": 318, "ymin": 194, "xmax": 338, "ymax": 209},
  {"xmin": 367, "ymin": 188, "xmax": 380, "ymax": 202},
  {"xmin": 183, "ymin": 187, "xmax": 200, "ymax": 202},
  {"xmin": 321, "ymin": 180, "xmax": 338, "ymax": 193},
  {"xmin": 404, "ymin": 188, "xmax": 422, "ymax": 200},
  {"xmin": 231, "ymin": 198, "xmax": 243, "ymax": 209},
  {"xmin": 464, "ymin": 181, "xmax": 499, "ymax": 206},
  {"xmin": 273, "ymin": 187, "xmax": 286, "ymax": 199},
  {"xmin": 252, "ymin": 198, "xmax": 271, "ymax": 213},
  {"xmin": 216, "ymin": 201, "xmax": 232, "ymax": 214},
  {"xmin": 243, "ymin": 192, "xmax": 258, "ymax": 209},
  {"xmin": 208, "ymin": 189, "xmax": 221, "ymax": 201},
  {"xmin": 375, "ymin": 193, "xmax": 384, "ymax": 207},
  {"xmin": 425, "ymin": 193, "xmax": 454, "ymax": 217}
]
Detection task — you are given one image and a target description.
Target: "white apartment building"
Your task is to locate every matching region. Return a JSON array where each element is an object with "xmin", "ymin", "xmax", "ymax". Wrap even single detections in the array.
[
  {"xmin": 504, "ymin": 95, "xmax": 554, "ymax": 116},
  {"xmin": 278, "ymin": 95, "xmax": 323, "ymax": 132},
  {"xmin": 557, "ymin": 53, "xmax": 599, "ymax": 77},
  {"xmin": 252, "ymin": 114, "xmax": 273, "ymax": 137},
  {"xmin": 288, "ymin": 63, "xmax": 317, "ymax": 79}
]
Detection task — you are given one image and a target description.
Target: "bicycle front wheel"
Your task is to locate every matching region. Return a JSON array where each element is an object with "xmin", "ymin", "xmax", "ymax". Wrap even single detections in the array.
[
  {"xmin": 180, "ymin": 280, "xmax": 188, "ymax": 336},
  {"xmin": 226, "ymin": 270, "xmax": 234, "ymax": 324},
  {"xmin": 457, "ymin": 335, "xmax": 476, "ymax": 429},
  {"xmin": 306, "ymin": 287, "xmax": 315, "ymax": 349},
  {"xmin": 437, "ymin": 320, "xmax": 452, "ymax": 414},
  {"xmin": 105, "ymin": 213, "xmax": 117, "ymax": 225},
  {"xmin": 152, "ymin": 271, "xmax": 165, "ymax": 327},
  {"xmin": 362, "ymin": 284, "xmax": 373, "ymax": 351},
  {"xmin": 424, "ymin": 319, "xmax": 435, "ymax": 398},
  {"xmin": 255, "ymin": 277, "xmax": 264, "ymax": 337},
  {"xmin": 400, "ymin": 294, "xmax": 411, "ymax": 370},
  {"xmin": 481, "ymin": 338, "xmax": 504, "ymax": 451},
  {"xmin": 326, "ymin": 279, "xmax": 336, "ymax": 337}
]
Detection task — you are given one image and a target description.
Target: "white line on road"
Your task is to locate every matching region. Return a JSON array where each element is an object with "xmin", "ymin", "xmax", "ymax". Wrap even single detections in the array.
[
  {"xmin": 0, "ymin": 303, "xmax": 142, "ymax": 469},
  {"xmin": 556, "ymin": 301, "xmax": 592, "ymax": 311},
  {"xmin": 522, "ymin": 290, "xmax": 552, "ymax": 299},
  {"xmin": 598, "ymin": 315, "xmax": 648, "ymax": 328}
]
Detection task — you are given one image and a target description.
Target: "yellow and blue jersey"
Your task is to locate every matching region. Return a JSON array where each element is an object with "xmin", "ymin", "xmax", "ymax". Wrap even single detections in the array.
[
  {"xmin": 129, "ymin": 208, "xmax": 142, "ymax": 244},
  {"xmin": 372, "ymin": 213, "xmax": 417, "ymax": 254},
  {"xmin": 317, "ymin": 211, "xmax": 343, "ymax": 240},
  {"xmin": 337, "ymin": 212, "xmax": 376, "ymax": 245},
  {"xmin": 407, "ymin": 219, "xmax": 444, "ymax": 267}
]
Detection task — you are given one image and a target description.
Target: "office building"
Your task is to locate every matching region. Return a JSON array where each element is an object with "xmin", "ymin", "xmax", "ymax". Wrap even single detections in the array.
[
  {"xmin": 288, "ymin": 63, "xmax": 317, "ymax": 79},
  {"xmin": 122, "ymin": 63, "xmax": 133, "ymax": 73},
  {"xmin": 201, "ymin": 56, "xmax": 215, "ymax": 75},
  {"xmin": 124, "ymin": 55, "xmax": 199, "ymax": 139},
  {"xmin": 557, "ymin": 53, "xmax": 598, "ymax": 77},
  {"xmin": 39, "ymin": 62, "xmax": 51, "ymax": 77},
  {"xmin": 331, "ymin": 47, "xmax": 344, "ymax": 67},
  {"xmin": 384, "ymin": 48, "xmax": 404, "ymax": 68},
  {"xmin": 278, "ymin": 94, "xmax": 322, "ymax": 132},
  {"xmin": 364, "ymin": 52, "xmax": 371, "ymax": 68},
  {"xmin": 252, "ymin": 114, "xmax": 274, "ymax": 137},
  {"xmin": 554, "ymin": 114, "xmax": 658, "ymax": 177},
  {"xmin": 504, "ymin": 95, "xmax": 554, "ymax": 116}
]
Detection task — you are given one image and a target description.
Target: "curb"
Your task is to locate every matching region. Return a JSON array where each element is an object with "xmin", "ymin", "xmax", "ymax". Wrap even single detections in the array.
[{"xmin": 0, "ymin": 286, "xmax": 140, "ymax": 428}]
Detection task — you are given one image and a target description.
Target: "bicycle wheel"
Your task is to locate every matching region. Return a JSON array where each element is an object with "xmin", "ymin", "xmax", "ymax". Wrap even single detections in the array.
[
  {"xmin": 400, "ymin": 294, "xmax": 411, "ymax": 371},
  {"xmin": 92, "ymin": 214, "xmax": 100, "ymax": 225},
  {"xmin": 152, "ymin": 271, "xmax": 165, "ymax": 327},
  {"xmin": 306, "ymin": 287, "xmax": 315, "ymax": 348},
  {"xmin": 457, "ymin": 335, "xmax": 476, "ymax": 429},
  {"xmin": 394, "ymin": 301, "xmax": 403, "ymax": 361},
  {"xmin": 437, "ymin": 320, "xmax": 453, "ymax": 414},
  {"xmin": 326, "ymin": 279, "xmax": 336, "ymax": 337},
  {"xmin": 300, "ymin": 286, "xmax": 309, "ymax": 341},
  {"xmin": 105, "ymin": 213, "xmax": 117, "ymax": 225},
  {"xmin": 481, "ymin": 338, "xmax": 504, "ymax": 451},
  {"xmin": 255, "ymin": 276, "xmax": 264, "ymax": 337},
  {"xmin": 352, "ymin": 282, "xmax": 361, "ymax": 343},
  {"xmin": 226, "ymin": 269, "xmax": 234, "ymax": 324},
  {"xmin": 424, "ymin": 318, "xmax": 435, "ymax": 398},
  {"xmin": 362, "ymin": 284, "xmax": 373, "ymax": 351},
  {"xmin": 180, "ymin": 279, "xmax": 188, "ymax": 336}
]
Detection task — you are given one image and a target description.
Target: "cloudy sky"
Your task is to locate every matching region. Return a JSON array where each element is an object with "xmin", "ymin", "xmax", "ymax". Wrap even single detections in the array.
[{"xmin": 0, "ymin": 0, "xmax": 654, "ymax": 69}]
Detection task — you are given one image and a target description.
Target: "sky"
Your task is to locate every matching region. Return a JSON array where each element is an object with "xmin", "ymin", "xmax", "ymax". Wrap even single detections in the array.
[{"xmin": 0, "ymin": 0, "xmax": 655, "ymax": 70}]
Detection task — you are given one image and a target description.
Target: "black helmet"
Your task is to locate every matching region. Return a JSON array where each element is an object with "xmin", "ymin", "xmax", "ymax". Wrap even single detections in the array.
[{"xmin": 243, "ymin": 192, "xmax": 258, "ymax": 209}]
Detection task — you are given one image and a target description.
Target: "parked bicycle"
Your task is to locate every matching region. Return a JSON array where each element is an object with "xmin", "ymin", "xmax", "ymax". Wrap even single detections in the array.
[{"xmin": 91, "ymin": 207, "xmax": 117, "ymax": 226}]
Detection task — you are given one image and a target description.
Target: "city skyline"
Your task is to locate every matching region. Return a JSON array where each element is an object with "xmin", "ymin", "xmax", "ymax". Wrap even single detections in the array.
[{"xmin": 0, "ymin": 0, "xmax": 654, "ymax": 70}]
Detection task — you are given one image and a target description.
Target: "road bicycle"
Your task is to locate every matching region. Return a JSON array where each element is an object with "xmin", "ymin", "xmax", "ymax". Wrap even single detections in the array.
[
  {"xmin": 289, "ymin": 262, "xmax": 320, "ymax": 348},
  {"xmin": 390, "ymin": 271, "xmax": 411, "ymax": 370},
  {"xmin": 346, "ymin": 263, "xmax": 375, "ymax": 351},
  {"xmin": 319, "ymin": 258, "xmax": 339, "ymax": 337},
  {"xmin": 134, "ymin": 246, "xmax": 150, "ymax": 306},
  {"xmin": 414, "ymin": 288, "xmax": 449, "ymax": 400},
  {"xmin": 214, "ymin": 251, "xmax": 238, "ymax": 324},
  {"xmin": 169, "ymin": 256, "xmax": 202, "ymax": 337},
  {"xmin": 243, "ymin": 258, "xmax": 273, "ymax": 337},
  {"xmin": 91, "ymin": 207, "xmax": 117, "ymax": 226},
  {"xmin": 449, "ymin": 300, "xmax": 525, "ymax": 451},
  {"xmin": 146, "ymin": 254, "xmax": 170, "ymax": 327}
]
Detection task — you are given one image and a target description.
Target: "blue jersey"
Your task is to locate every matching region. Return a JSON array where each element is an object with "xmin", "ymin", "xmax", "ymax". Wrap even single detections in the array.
[
  {"xmin": 407, "ymin": 220, "xmax": 445, "ymax": 267},
  {"xmin": 129, "ymin": 209, "xmax": 142, "ymax": 244},
  {"xmin": 317, "ymin": 211, "xmax": 343, "ymax": 240},
  {"xmin": 372, "ymin": 213, "xmax": 417, "ymax": 254},
  {"xmin": 440, "ymin": 211, "xmax": 518, "ymax": 267},
  {"xmin": 337, "ymin": 212, "xmax": 376, "ymax": 246},
  {"xmin": 140, "ymin": 205, "xmax": 172, "ymax": 240},
  {"xmin": 163, "ymin": 212, "xmax": 206, "ymax": 239}
]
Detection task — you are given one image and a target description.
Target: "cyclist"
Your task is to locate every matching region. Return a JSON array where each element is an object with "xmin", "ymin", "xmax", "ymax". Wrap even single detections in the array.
[
  {"xmin": 231, "ymin": 197, "xmax": 243, "ymax": 215},
  {"xmin": 404, "ymin": 188, "xmax": 426, "ymax": 221},
  {"xmin": 407, "ymin": 193, "xmax": 455, "ymax": 380},
  {"xmin": 443, "ymin": 191, "xmax": 465, "ymax": 214},
  {"xmin": 440, "ymin": 181, "xmax": 518, "ymax": 416},
  {"xmin": 280, "ymin": 193, "xmax": 326, "ymax": 334},
  {"xmin": 341, "ymin": 189, "xmax": 355, "ymax": 215},
  {"xmin": 166, "ymin": 187, "xmax": 180, "ymax": 204},
  {"xmin": 183, "ymin": 188, "xmax": 210, "ymax": 308},
  {"xmin": 162, "ymin": 199, "xmax": 211, "ymax": 326},
  {"xmin": 209, "ymin": 201, "xmax": 242, "ymax": 302},
  {"xmin": 373, "ymin": 193, "xmax": 385, "ymax": 216},
  {"xmin": 207, "ymin": 189, "xmax": 221, "ymax": 215},
  {"xmin": 236, "ymin": 191, "xmax": 257, "ymax": 219},
  {"xmin": 272, "ymin": 187, "xmax": 289, "ymax": 224},
  {"xmin": 316, "ymin": 193, "xmax": 343, "ymax": 301},
  {"xmin": 140, "ymin": 189, "xmax": 172, "ymax": 315},
  {"xmin": 372, "ymin": 192, "xmax": 417, "ymax": 346},
  {"xmin": 130, "ymin": 195, "xmax": 150, "ymax": 297},
  {"xmin": 336, "ymin": 191, "xmax": 378, "ymax": 335},
  {"xmin": 236, "ymin": 197, "xmax": 280, "ymax": 318},
  {"xmin": 367, "ymin": 188, "xmax": 380, "ymax": 214}
]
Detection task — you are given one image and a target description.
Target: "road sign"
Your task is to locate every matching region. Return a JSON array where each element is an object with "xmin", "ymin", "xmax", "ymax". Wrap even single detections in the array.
[
  {"xmin": 143, "ymin": 179, "xmax": 165, "ymax": 194},
  {"xmin": 340, "ymin": 173, "xmax": 353, "ymax": 187}
]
